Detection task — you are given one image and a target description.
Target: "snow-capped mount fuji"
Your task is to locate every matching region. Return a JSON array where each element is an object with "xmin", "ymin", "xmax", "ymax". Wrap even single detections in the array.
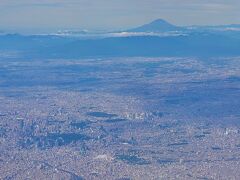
[{"xmin": 128, "ymin": 19, "xmax": 184, "ymax": 32}]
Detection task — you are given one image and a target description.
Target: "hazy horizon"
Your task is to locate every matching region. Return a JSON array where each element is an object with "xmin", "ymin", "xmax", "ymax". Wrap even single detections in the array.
[{"xmin": 0, "ymin": 0, "xmax": 240, "ymax": 33}]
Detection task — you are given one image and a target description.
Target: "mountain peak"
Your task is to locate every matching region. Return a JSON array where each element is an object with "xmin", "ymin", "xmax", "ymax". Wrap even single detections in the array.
[
  {"xmin": 149, "ymin": 19, "xmax": 171, "ymax": 25},
  {"xmin": 128, "ymin": 19, "xmax": 182, "ymax": 32}
]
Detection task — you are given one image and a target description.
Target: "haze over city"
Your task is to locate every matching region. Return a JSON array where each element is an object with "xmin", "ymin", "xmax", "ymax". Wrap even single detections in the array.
[{"xmin": 1, "ymin": 1, "xmax": 240, "ymax": 180}]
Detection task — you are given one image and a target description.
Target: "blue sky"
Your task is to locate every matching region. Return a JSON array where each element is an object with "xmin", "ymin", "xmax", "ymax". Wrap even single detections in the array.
[{"xmin": 0, "ymin": 0, "xmax": 240, "ymax": 32}]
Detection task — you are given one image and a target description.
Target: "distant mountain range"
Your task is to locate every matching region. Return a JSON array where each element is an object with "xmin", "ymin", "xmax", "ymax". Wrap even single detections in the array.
[
  {"xmin": 127, "ymin": 19, "xmax": 240, "ymax": 33},
  {"xmin": 1, "ymin": 19, "xmax": 240, "ymax": 36},
  {"xmin": 127, "ymin": 19, "xmax": 184, "ymax": 32},
  {"xmin": 0, "ymin": 19, "xmax": 240, "ymax": 59},
  {"xmin": 43, "ymin": 19, "xmax": 240, "ymax": 37}
]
